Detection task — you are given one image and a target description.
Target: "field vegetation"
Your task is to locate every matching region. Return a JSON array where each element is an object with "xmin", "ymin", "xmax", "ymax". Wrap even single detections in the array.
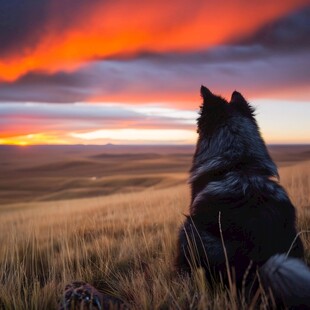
[{"xmin": 0, "ymin": 145, "xmax": 309, "ymax": 309}]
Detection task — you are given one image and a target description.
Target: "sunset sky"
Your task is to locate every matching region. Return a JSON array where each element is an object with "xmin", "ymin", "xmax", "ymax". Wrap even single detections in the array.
[{"xmin": 0, "ymin": 0, "xmax": 309, "ymax": 145}]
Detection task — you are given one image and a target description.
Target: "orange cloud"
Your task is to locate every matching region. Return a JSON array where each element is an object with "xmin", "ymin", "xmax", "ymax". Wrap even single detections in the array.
[
  {"xmin": 0, "ymin": 123, "xmax": 44, "ymax": 138},
  {"xmin": 0, "ymin": 0, "xmax": 308, "ymax": 81}
]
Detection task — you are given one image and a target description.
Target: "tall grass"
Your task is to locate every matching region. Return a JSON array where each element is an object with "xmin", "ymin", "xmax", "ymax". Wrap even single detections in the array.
[{"xmin": 0, "ymin": 162, "xmax": 309, "ymax": 309}]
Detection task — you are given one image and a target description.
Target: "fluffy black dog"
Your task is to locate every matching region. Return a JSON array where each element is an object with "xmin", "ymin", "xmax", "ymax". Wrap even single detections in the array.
[{"xmin": 176, "ymin": 86, "xmax": 310, "ymax": 307}]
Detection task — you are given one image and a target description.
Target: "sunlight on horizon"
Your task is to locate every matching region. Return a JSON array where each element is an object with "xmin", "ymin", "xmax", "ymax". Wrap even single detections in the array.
[{"xmin": 0, "ymin": 99, "xmax": 309, "ymax": 146}]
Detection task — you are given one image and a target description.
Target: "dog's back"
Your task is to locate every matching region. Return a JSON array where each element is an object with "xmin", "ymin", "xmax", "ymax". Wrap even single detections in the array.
[{"xmin": 176, "ymin": 86, "xmax": 309, "ymax": 307}]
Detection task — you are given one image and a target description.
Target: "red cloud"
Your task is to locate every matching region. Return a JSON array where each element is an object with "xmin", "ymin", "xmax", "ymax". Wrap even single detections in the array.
[{"xmin": 0, "ymin": 0, "xmax": 308, "ymax": 82}]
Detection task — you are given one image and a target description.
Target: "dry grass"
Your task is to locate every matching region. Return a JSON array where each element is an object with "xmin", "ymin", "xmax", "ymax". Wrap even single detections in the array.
[
  {"xmin": 0, "ymin": 159, "xmax": 310, "ymax": 309},
  {"xmin": 281, "ymin": 161, "xmax": 310, "ymax": 260}
]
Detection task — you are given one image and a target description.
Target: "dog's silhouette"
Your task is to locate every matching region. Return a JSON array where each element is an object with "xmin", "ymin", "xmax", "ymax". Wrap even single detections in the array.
[{"xmin": 176, "ymin": 86, "xmax": 310, "ymax": 307}]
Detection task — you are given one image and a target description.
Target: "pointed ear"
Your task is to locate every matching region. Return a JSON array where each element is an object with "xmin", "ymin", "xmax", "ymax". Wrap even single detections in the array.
[
  {"xmin": 230, "ymin": 90, "xmax": 255, "ymax": 117},
  {"xmin": 230, "ymin": 90, "xmax": 246, "ymax": 104},
  {"xmin": 200, "ymin": 85, "xmax": 214, "ymax": 101}
]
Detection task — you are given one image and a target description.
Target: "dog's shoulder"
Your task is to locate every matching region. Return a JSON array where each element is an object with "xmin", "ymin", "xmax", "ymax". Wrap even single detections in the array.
[{"xmin": 189, "ymin": 172, "xmax": 297, "ymax": 236}]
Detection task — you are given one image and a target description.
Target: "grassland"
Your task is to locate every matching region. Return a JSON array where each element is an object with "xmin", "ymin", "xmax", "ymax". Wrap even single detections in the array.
[{"xmin": 0, "ymin": 145, "xmax": 309, "ymax": 309}]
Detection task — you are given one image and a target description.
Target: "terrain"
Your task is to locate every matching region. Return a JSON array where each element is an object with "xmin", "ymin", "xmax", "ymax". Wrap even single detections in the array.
[
  {"xmin": 1, "ymin": 144, "xmax": 309, "ymax": 205},
  {"xmin": 0, "ymin": 144, "xmax": 309, "ymax": 309}
]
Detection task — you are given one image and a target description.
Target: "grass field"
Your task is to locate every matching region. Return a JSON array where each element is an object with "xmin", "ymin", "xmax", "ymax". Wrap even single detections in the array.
[{"xmin": 0, "ymin": 145, "xmax": 309, "ymax": 309}]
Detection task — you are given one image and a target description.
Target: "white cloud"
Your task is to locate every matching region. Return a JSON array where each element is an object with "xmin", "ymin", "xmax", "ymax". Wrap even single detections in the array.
[{"xmin": 70, "ymin": 128, "xmax": 196, "ymax": 143}]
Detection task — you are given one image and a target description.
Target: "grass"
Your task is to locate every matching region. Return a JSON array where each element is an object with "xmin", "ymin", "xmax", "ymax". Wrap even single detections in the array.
[{"xmin": 0, "ymin": 159, "xmax": 309, "ymax": 309}]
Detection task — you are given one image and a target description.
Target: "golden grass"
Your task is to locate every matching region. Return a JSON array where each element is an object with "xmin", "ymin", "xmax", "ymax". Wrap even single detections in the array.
[{"xmin": 0, "ymin": 161, "xmax": 309, "ymax": 309}]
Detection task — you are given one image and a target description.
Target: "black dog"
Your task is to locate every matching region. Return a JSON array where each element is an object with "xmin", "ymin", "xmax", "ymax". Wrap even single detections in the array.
[{"xmin": 176, "ymin": 86, "xmax": 310, "ymax": 307}]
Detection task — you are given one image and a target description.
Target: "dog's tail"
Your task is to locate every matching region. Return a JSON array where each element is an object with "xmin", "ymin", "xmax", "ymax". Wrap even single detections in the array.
[{"xmin": 260, "ymin": 254, "xmax": 310, "ymax": 307}]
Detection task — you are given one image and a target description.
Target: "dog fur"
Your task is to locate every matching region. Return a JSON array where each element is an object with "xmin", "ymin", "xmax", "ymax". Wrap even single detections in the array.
[{"xmin": 176, "ymin": 86, "xmax": 310, "ymax": 307}]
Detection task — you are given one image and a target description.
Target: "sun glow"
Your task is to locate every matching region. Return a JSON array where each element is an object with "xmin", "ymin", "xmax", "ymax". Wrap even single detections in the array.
[
  {"xmin": 0, "ymin": 129, "xmax": 197, "ymax": 146},
  {"xmin": 0, "ymin": 133, "xmax": 71, "ymax": 146}
]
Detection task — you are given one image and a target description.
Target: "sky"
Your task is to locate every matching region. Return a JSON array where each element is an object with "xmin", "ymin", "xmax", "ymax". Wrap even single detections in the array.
[{"xmin": 0, "ymin": 0, "xmax": 309, "ymax": 145}]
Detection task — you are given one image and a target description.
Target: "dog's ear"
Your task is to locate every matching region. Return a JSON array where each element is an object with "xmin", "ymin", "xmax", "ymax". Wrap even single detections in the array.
[
  {"xmin": 198, "ymin": 86, "xmax": 228, "ymax": 133},
  {"xmin": 230, "ymin": 90, "xmax": 255, "ymax": 117},
  {"xmin": 230, "ymin": 91, "xmax": 246, "ymax": 104},
  {"xmin": 200, "ymin": 85, "xmax": 217, "ymax": 105},
  {"xmin": 200, "ymin": 85, "xmax": 212, "ymax": 100},
  {"xmin": 200, "ymin": 85, "xmax": 224, "ymax": 111},
  {"xmin": 199, "ymin": 85, "xmax": 227, "ymax": 116}
]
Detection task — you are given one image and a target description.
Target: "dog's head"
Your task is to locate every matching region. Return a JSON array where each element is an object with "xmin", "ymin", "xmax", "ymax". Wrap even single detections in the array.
[
  {"xmin": 194, "ymin": 85, "xmax": 278, "ymax": 179},
  {"xmin": 198, "ymin": 85, "xmax": 255, "ymax": 137}
]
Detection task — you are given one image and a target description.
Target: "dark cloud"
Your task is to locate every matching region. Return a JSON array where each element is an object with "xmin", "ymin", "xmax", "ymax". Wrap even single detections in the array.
[
  {"xmin": 0, "ymin": 0, "xmax": 49, "ymax": 56},
  {"xmin": 0, "ymin": 0, "xmax": 101, "ymax": 57},
  {"xmin": 0, "ymin": 72, "xmax": 91, "ymax": 103},
  {"xmin": 239, "ymin": 5, "xmax": 310, "ymax": 51},
  {"xmin": 1, "ymin": 46, "xmax": 309, "ymax": 105}
]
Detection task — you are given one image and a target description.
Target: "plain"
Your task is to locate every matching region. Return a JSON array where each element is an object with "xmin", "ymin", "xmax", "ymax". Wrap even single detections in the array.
[{"xmin": 0, "ymin": 145, "xmax": 309, "ymax": 309}]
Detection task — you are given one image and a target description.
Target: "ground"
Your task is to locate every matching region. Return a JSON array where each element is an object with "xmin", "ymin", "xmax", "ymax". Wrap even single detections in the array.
[{"xmin": 0, "ymin": 145, "xmax": 309, "ymax": 309}]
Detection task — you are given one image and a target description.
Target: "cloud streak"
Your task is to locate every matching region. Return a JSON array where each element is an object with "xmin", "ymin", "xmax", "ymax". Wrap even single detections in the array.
[
  {"xmin": 1, "ymin": 49, "xmax": 309, "ymax": 105},
  {"xmin": 0, "ymin": 103, "xmax": 195, "ymax": 139}
]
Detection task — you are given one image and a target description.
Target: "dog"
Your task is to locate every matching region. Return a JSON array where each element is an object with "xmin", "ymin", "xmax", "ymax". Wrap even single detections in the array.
[{"xmin": 176, "ymin": 86, "xmax": 310, "ymax": 307}]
